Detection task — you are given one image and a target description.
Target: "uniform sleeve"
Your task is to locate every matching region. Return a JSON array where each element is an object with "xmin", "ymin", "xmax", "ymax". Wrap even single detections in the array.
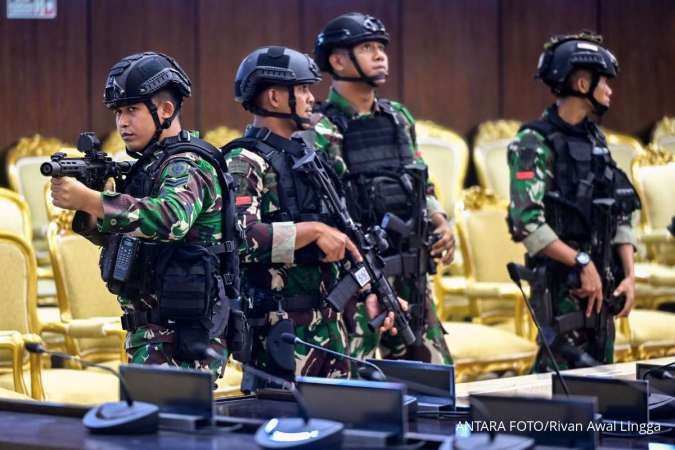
[
  {"xmin": 391, "ymin": 101, "xmax": 446, "ymax": 218},
  {"xmin": 507, "ymin": 129, "xmax": 559, "ymax": 256},
  {"xmin": 97, "ymin": 155, "xmax": 217, "ymax": 241},
  {"xmin": 312, "ymin": 116, "xmax": 349, "ymax": 177},
  {"xmin": 225, "ymin": 148, "xmax": 296, "ymax": 264}
]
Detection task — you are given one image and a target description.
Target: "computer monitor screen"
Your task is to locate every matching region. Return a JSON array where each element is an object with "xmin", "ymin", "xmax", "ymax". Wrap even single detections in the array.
[
  {"xmin": 470, "ymin": 393, "xmax": 598, "ymax": 450},
  {"xmin": 552, "ymin": 374, "xmax": 649, "ymax": 423},
  {"xmin": 120, "ymin": 364, "xmax": 213, "ymax": 418},
  {"xmin": 366, "ymin": 358, "xmax": 454, "ymax": 400},
  {"xmin": 297, "ymin": 376, "xmax": 406, "ymax": 437}
]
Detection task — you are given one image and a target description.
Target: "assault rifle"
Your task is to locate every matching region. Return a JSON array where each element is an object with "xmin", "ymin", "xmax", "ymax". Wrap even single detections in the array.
[
  {"xmin": 292, "ymin": 147, "xmax": 416, "ymax": 346},
  {"xmin": 40, "ymin": 132, "xmax": 132, "ymax": 190}
]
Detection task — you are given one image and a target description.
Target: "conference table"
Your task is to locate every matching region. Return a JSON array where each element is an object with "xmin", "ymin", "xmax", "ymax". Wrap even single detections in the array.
[{"xmin": 0, "ymin": 356, "xmax": 673, "ymax": 449}]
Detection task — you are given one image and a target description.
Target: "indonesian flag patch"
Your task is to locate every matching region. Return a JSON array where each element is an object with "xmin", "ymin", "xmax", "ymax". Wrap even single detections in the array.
[{"xmin": 516, "ymin": 171, "xmax": 535, "ymax": 180}]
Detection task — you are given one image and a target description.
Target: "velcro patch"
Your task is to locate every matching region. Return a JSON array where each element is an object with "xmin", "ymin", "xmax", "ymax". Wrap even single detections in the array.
[
  {"xmin": 516, "ymin": 171, "xmax": 535, "ymax": 180},
  {"xmin": 235, "ymin": 195, "xmax": 252, "ymax": 206}
]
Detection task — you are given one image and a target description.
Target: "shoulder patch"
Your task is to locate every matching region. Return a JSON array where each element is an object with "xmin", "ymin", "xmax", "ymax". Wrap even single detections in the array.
[{"xmin": 165, "ymin": 160, "xmax": 191, "ymax": 178}]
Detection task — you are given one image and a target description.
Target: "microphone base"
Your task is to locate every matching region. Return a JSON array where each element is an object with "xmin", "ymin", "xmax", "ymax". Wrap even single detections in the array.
[
  {"xmin": 83, "ymin": 401, "xmax": 159, "ymax": 434},
  {"xmin": 255, "ymin": 417, "xmax": 343, "ymax": 449},
  {"xmin": 451, "ymin": 433, "xmax": 535, "ymax": 450}
]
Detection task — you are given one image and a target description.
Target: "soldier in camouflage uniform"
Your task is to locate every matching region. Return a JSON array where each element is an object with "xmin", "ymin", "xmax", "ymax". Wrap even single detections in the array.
[
  {"xmin": 311, "ymin": 13, "xmax": 453, "ymax": 365},
  {"xmin": 507, "ymin": 32, "xmax": 640, "ymax": 372},
  {"xmin": 51, "ymin": 52, "xmax": 239, "ymax": 378},
  {"xmin": 223, "ymin": 47, "xmax": 402, "ymax": 388}
]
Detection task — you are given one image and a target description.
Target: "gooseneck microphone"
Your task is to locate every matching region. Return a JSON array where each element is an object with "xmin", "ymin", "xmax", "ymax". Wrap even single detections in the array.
[
  {"xmin": 506, "ymin": 262, "xmax": 571, "ymax": 396},
  {"xmin": 280, "ymin": 332, "xmax": 387, "ymax": 381},
  {"xmin": 642, "ymin": 360, "xmax": 675, "ymax": 381},
  {"xmin": 24, "ymin": 342, "xmax": 159, "ymax": 434},
  {"xmin": 197, "ymin": 345, "xmax": 343, "ymax": 450}
]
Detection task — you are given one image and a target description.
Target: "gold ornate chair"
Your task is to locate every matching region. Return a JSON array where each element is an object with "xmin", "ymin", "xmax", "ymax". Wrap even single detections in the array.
[
  {"xmin": 415, "ymin": 120, "xmax": 469, "ymax": 217},
  {"xmin": 601, "ymin": 128, "xmax": 644, "ymax": 175},
  {"xmin": 46, "ymin": 211, "xmax": 125, "ymax": 363},
  {"xmin": 203, "ymin": 126, "xmax": 242, "ymax": 149},
  {"xmin": 0, "ymin": 188, "xmax": 63, "ymax": 350},
  {"xmin": 473, "ymin": 120, "xmax": 522, "ymax": 201},
  {"xmin": 454, "ymin": 187, "xmax": 532, "ymax": 336},
  {"xmin": 0, "ymin": 232, "xmax": 117, "ymax": 403},
  {"xmin": 652, "ymin": 116, "xmax": 675, "ymax": 155},
  {"xmin": 413, "ymin": 121, "xmax": 471, "ymax": 320}
]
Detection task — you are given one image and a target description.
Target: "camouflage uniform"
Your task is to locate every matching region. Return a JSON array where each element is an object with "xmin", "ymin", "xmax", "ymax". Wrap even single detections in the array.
[
  {"xmin": 507, "ymin": 104, "xmax": 636, "ymax": 372},
  {"xmin": 85, "ymin": 144, "xmax": 227, "ymax": 376},
  {"xmin": 225, "ymin": 140, "xmax": 350, "ymax": 379},
  {"xmin": 312, "ymin": 88, "xmax": 452, "ymax": 365}
]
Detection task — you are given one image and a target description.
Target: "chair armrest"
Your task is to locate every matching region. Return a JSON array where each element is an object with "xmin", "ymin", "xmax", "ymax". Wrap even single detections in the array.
[
  {"xmin": 640, "ymin": 229, "xmax": 672, "ymax": 244},
  {"xmin": 63, "ymin": 317, "xmax": 121, "ymax": 339},
  {"xmin": 0, "ymin": 332, "xmax": 29, "ymax": 396},
  {"xmin": 19, "ymin": 334, "xmax": 46, "ymax": 400}
]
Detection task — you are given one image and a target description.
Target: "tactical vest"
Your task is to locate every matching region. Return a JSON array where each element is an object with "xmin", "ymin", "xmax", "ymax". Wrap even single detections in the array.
[
  {"xmin": 520, "ymin": 117, "xmax": 640, "ymax": 245},
  {"xmin": 103, "ymin": 131, "xmax": 240, "ymax": 338},
  {"xmin": 319, "ymin": 99, "xmax": 416, "ymax": 226},
  {"xmin": 222, "ymin": 127, "xmax": 333, "ymax": 225}
]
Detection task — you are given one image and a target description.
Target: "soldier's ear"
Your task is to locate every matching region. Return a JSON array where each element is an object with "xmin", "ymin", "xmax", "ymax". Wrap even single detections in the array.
[
  {"xmin": 329, "ymin": 50, "xmax": 347, "ymax": 74},
  {"xmin": 156, "ymin": 97, "xmax": 176, "ymax": 120}
]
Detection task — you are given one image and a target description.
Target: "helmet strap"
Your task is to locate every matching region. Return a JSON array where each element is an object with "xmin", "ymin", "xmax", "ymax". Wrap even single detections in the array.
[
  {"xmin": 246, "ymin": 86, "xmax": 311, "ymax": 131},
  {"xmin": 558, "ymin": 71, "xmax": 608, "ymax": 117},
  {"xmin": 143, "ymin": 99, "xmax": 183, "ymax": 149},
  {"xmin": 331, "ymin": 48, "xmax": 385, "ymax": 88}
]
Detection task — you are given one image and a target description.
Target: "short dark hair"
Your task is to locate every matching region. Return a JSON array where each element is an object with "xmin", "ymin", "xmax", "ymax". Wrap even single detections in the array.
[{"xmin": 152, "ymin": 88, "xmax": 182, "ymax": 112}]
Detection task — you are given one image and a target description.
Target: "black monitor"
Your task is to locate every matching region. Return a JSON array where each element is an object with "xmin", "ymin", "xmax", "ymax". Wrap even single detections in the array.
[
  {"xmin": 296, "ymin": 376, "xmax": 407, "ymax": 438},
  {"xmin": 119, "ymin": 364, "xmax": 213, "ymax": 419},
  {"xmin": 469, "ymin": 393, "xmax": 598, "ymax": 449},
  {"xmin": 552, "ymin": 374, "xmax": 649, "ymax": 423},
  {"xmin": 366, "ymin": 358, "xmax": 454, "ymax": 400},
  {"xmin": 637, "ymin": 363, "xmax": 675, "ymax": 396}
]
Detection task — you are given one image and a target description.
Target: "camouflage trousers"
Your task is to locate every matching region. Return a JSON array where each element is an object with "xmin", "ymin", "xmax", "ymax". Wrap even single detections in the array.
[
  {"xmin": 250, "ymin": 306, "xmax": 350, "ymax": 379},
  {"xmin": 126, "ymin": 324, "xmax": 227, "ymax": 379},
  {"xmin": 345, "ymin": 278, "xmax": 453, "ymax": 366},
  {"xmin": 532, "ymin": 282, "xmax": 615, "ymax": 373}
]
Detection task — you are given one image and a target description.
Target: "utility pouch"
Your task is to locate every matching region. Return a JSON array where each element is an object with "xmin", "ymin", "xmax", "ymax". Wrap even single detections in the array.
[{"xmin": 156, "ymin": 245, "xmax": 215, "ymax": 321}]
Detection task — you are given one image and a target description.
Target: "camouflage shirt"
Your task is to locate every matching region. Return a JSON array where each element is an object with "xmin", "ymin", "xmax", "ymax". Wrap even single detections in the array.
[
  {"xmin": 310, "ymin": 88, "xmax": 445, "ymax": 217},
  {"xmin": 224, "ymin": 133, "xmax": 340, "ymax": 298},
  {"xmin": 507, "ymin": 104, "xmax": 635, "ymax": 256}
]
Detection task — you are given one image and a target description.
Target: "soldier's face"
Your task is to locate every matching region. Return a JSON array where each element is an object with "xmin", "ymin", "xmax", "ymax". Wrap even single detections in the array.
[
  {"xmin": 114, "ymin": 102, "xmax": 156, "ymax": 150},
  {"xmin": 593, "ymin": 76, "xmax": 613, "ymax": 108},
  {"xmin": 292, "ymin": 84, "xmax": 315, "ymax": 121},
  {"xmin": 352, "ymin": 40, "xmax": 388, "ymax": 85}
]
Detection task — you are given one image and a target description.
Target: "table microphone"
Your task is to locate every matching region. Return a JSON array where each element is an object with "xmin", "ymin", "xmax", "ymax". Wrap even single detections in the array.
[
  {"xmin": 197, "ymin": 344, "xmax": 344, "ymax": 450},
  {"xmin": 507, "ymin": 262, "xmax": 571, "ymax": 396},
  {"xmin": 280, "ymin": 332, "xmax": 387, "ymax": 381},
  {"xmin": 642, "ymin": 360, "xmax": 675, "ymax": 381},
  {"xmin": 24, "ymin": 342, "xmax": 159, "ymax": 434}
]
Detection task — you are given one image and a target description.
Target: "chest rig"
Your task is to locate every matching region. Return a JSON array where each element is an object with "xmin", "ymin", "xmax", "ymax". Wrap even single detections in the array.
[
  {"xmin": 319, "ymin": 99, "xmax": 416, "ymax": 227},
  {"xmin": 223, "ymin": 127, "xmax": 334, "ymax": 225},
  {"xmin": 521, "ymin": 115, "xmax": 639, "ymax": 246}
]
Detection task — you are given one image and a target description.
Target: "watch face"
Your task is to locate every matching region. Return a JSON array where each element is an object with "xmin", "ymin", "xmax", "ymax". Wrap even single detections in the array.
[{"xmin": 577, "ymin": 252, "xmax": 591, "ymax": 265}]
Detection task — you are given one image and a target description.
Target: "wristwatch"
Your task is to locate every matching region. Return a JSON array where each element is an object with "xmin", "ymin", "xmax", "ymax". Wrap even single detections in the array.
[{"xmin": 575, "ymin": 251, "xmax": 591, "ymax": 269}]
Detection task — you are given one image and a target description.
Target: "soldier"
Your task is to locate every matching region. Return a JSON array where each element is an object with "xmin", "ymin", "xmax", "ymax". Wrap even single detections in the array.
[
  {"xmin": 50, "ymin": 52, "xmax": 240, "ymax": 377},
  {"xmin": 223, "ymin": 46, "xmax": 402, "ymax": 388},
  {"xmin": 311, "ymin": 12, "xmax": 454, "ymax": 364},
  {"xmin": 507, "ymin": 32, "xmax": 641, "ymax": 372}
]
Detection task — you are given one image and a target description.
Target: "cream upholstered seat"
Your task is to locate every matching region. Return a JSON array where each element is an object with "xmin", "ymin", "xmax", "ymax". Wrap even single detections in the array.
[
  {"xmin": 601, "ymin": 128, "xmax": 644, "ymax": 175},
  {"xmin": 0, "ymin": 232, "xmax": 117, "ymax": 404},
  {"xmin": 473, "ymin": 120, "xmax": 522, "ymax": 201},
  {"xmin": 651, "ymin": 116, "xmax": 675, "ymax": 155},
  {"xmin": 415, "ymin": 120, "xmax": 469, "ymax": 217},
  {"xmin": 214, "ymin": 362, "xmax": 244, "ymax": 399},
  {"xmin": 47, "ymin": 211, "xmax": 125, "ymax": 363},
  {"xmin": 455, "ymin": 187, "xmax": 532, "ymax": 338},
  {"xmin": 443, "ymin": 322, "xmax": 536, "ymax": 382},
  {"xmin": 203, "ymin": 126, "xmax": 242, "ymax": 149}
]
